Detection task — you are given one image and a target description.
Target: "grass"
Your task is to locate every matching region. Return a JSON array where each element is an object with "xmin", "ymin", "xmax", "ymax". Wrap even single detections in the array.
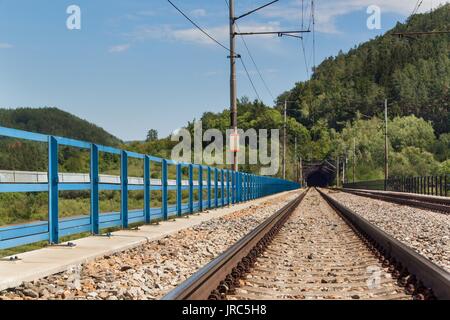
[
  {"xmin": 0, "ymin": 211, "xmax": 194, "ymax": 258},
  {"xmin": 0, "ymin": 184, "xmax": 207, "ymax": 256}
]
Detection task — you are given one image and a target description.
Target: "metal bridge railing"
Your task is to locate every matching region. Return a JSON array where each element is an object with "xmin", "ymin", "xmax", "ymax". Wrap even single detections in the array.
[
  {"xmin": 344, "ymin": 174, "xmax": 449, "ymax": 197},
  {"xmin": 0, "ymin": 126, "xmax": 300, "ymax": 250}
]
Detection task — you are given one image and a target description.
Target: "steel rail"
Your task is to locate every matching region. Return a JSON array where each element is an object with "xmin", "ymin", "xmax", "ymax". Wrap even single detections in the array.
[
  {"xmin": 340, "ymin": 188, "xmax": 450, "ymax": 214},
  {"xmin": 318, "ymin": 189, "xmax": 450, "ymax": 300},
  {"xmin": 162, "ymin": 190, "xmax": 308, "ymax": 300}
]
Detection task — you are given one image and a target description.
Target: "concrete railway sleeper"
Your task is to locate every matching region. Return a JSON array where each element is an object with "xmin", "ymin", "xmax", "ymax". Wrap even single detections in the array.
[{"xmin": 163, "ymin": 188, "xmax": 450, "ymax": 300}]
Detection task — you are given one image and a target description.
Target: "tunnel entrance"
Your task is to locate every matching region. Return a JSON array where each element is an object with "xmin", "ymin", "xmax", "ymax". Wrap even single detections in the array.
[{"xmin": 306, "ymin": 170, "xmax": 334, "ymax": 187}]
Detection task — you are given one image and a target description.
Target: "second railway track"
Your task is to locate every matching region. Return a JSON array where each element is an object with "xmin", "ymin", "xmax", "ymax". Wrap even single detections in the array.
[
  {"xmin": 339, "ymin": 188, "xmax": 450, "ymax": 214},
  {"xmin": 163, "ymin": 188, "xmax": 450, "ymax": 300}
]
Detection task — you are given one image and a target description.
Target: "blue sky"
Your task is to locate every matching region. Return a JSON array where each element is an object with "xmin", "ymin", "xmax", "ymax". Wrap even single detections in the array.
[{"xmin": 0, "ymin": 0, "xmax": 448, "ymax": 141}]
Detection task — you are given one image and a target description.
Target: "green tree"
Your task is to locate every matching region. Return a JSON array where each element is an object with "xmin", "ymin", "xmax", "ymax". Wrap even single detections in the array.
[
  {"xmin": 390, "ymin": 147, "xmax": 440, "ymax": 177},
  {"xmin": 438, "ymin": 160, "xmax": 450, "ymax": 175},
  {"xmin": 146, "ymin": 129, "xmax": 158, "ymax": 142},
  {"xmin": 389, "ymin": 116, "xmax": 436, "ymax": 152}
]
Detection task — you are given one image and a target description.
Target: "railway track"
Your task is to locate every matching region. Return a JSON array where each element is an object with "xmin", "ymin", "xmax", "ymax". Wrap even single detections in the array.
[
  {"xmin": 163, "ymin": 188, "xmax": 450, "ymax": 300},
  {"xmin": 340, "ymin": 188, "xmax": 450, "ymax": 214}
]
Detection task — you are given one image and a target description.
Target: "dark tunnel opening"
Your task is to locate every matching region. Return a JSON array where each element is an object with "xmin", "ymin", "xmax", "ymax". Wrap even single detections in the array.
[{"xmin": 306, "ymin": 170, "xmax": 334, "ymax": 187}]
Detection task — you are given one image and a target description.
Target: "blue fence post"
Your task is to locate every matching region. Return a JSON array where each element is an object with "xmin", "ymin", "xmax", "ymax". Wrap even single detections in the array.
[
  {"xmin": 227, "ymin": 170, "xmax": 231, "ymax": 205},
  {"xmin": 235, "ymin": 172, "xmax": 239, "ymax": 202},
  {"xmin": 221, "ymin": 169, "xmax": 225, "ymax": 207},
  {"xmin": 189, "ymin": 164, "xmax": 194, "ymax": 214},
  {"xmin": 162, "ymin": 159, "xmax": 168, "ymax": 220},
  {"xmin": 237, "ymin": 172, "xmax": 241, "ymax": 202},
  {"xmin": 245, "ymin": 174, "xmax": 248, "ymax": 201},
  {"xmin": 176, "ymin": 163, "xmax": 182, "ymax": 217},
  {"xmin": 121, "ymin": 151, "xmax": 129, "ymax": 228},
  {"xmin": 248, "ymin": 174, "xmax": 251, "ymax": 200},
  {"xmin": 207, "ymin": 167, "xmax": 212, "ymax": 209},
  {"xmin": 261, "ymin": 177, "xmax": 264, "ymax": 197},
  {"xmin": 144, "ymin": 156, "xmax": 151, "ymax": 223},
  {"xmin": 245, "ymin": 173, "xmax": 251, "ymax": 201},
  {"xmin": 250, "ymin": 175, "xmax": 253, "ymax": 200},
  {"xmin": 243, "ymin": 173, "xmax": 245, "ymax": 201},
  {"xmin": 231, "ymin": 171, "xmax": 235, "ymax": 204},
  {"xmin": 257, "ymin": 176, "xmax": 259, "ymax": 198},
  {"xmin": 246, "ymin": 174, "xmax": 249, "ymax": 200},
  {"xmin": 251, "ymin": 175, "xmax": 254, "ymax": 199},
  {"xmin": 242, "ymin": 173, "xmax": 246, "ymax": 201},
  {"xmin": 240, "ymin": 173, "xmax": 243, "ymax": 202},
  {"xmin": 241, "ymin": 173, "xmax": 245, "ymax": 202},
  {"xmin": 198, "ymin": 165, "xmax": 203, "ymax": 212},
  {"xmin": 214, "ymin": 168, "xmax": 219, "ymax": 208},
  {"xmin": 260, "ymin": 176, "xmax": 262, "ymax": 198},
  {"xmin": 90, "ymin": 144, "xmax": 99, "ymax": 234},
  {"xmin": 48, "ymin": 136, "xmax": 59, "ymax": 244},
  {"xmin": 235, "ymin": 171, "xmax": 238, "ymax": 202}
]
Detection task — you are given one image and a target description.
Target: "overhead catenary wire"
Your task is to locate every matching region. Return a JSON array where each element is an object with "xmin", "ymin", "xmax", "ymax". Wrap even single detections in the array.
[
  {"xmin": 301, "ymin": 0, "xmax": 304, "ymax": 29},
  {"xmin": 239, "ymin": 57, "xmax": 261, "ymax": 101},
  {"xmin": 224, "ymin": 0, "xmax": 275, "ymax": 101},
  {"xmin": 167, "ymin": 0, "xmax": 260, "ymax": 102},
  {"xmin": 411, "ymin": 0, "xmax": 424, "ymax": 17},
  {"xmin": 312, "ymin": 0, "xmax": 316, "ymax": 71},
  {"xmin": 167, "ymin": 0, "xmax": 231, "ymax": 52},
  {"xmin": 304, "ymin": 0, "xmax": 316, "ymax": 74},
  {"xmin": 300, "ymin": 0, "xmax": 310, "ymax": 78},
  {"xmin": 236, "ymin": 25, "xmax": 275, "ymax": 101}
]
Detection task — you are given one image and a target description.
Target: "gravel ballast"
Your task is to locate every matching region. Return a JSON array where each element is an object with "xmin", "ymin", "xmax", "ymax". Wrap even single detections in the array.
[
  {"xmin": 0, "ymin": 192, "xmax": 300, "ymax": 300},
  {"xmin": 324, "ymin": 190, "xmax": 450, "ymax": 272}
]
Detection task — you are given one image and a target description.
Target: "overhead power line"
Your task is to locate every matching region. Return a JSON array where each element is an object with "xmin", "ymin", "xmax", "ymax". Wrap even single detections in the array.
[
  {"xmin": 167, "ymin": 0, "xmax": 230, "ymax": 52},
  {"xmin": 237, "ymin": 27, "xmax": 275, "ymax": 101},
  {"xmin": 224, "ymin": 0, "xmax": 274, "ymax": 101},
  {"xmin": 299, "ymin": 0, "xmax": 310, "ymax": 78},
  {"xmin": 301, "ymin": 0, "xmax": 304, "ymax": 29},
  {"xmin": 312, "ymin": 0, "xmax": 316, "ymax": 71},
  {"xmin": 411, "ymin": 0, "xmax": 424, "ymax": 17},
  {"xmin": 234, "ymin": 0, "xmax": 279, "ymax": 20},
  {"xmin": 239, "ymin": 57, "xmax": 261, "ymax": 101}
]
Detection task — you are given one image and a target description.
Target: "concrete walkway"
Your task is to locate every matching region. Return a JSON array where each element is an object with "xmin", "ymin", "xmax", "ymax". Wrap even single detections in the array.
[{"xmin": 0, "ymin": 191, "xmax": 297, "ymax": 291}]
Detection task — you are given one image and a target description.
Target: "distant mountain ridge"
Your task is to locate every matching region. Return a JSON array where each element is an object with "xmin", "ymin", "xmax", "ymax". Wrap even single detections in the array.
[{"xmin": 0, "ymin": 107, "xmax": 122, "ymax": 146}]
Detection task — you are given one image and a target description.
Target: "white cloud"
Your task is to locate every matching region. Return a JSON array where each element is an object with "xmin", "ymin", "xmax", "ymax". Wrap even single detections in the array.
[
  {"xmin": 128, "ymin": 22, "xmax": 282, "ymax": 47},
  {"xmin": 190, "ymin": 9, "xmax": 207, "ymax": 17},
  {"xmin": 0, "ymin": 43, "xmax": 13, "ymax": 49},
  {"xmin": 109, "ymin": 44, "xmax": 131, "ymax": 53},
  {"xmin": 259, "ymin": 0, "xmax": 450, "ymax": 34}
]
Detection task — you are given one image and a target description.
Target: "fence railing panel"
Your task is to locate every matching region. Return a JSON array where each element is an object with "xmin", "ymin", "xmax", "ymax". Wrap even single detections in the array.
[
  {"xmin": 0, "ymin": 125, "xmax": 300, "ymax": 250},
  {"xmin": 344, "ymin": 175, "xmax": 449, "ymax": 197}
]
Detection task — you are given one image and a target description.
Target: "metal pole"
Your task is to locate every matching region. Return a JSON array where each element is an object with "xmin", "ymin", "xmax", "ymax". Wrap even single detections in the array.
[
  {"xmin": 342, "ymin": 156, "xmax": 346, "ymax": 186},
  {"xmin": 336, "ymin": 156, "xmax": 340, "ymax": 188},
  {"xmin": 294, "ymin": 136, "xmax": 297, "ymax": 182},
  {"xmin": 384, "ymin": 99, "xmax": 389, "ymax": 190},
  {"xmin": 353, "ymin": 137, "xmax": 356, "ymax": 183},
  {"xmin": 229, "ymin": 0, "xmax": 238, "ymax": 172},
  {"xmin": 300, "ymin": 157, "xmax": 303, "ymax": 186},
  {"xmin": 283, "ymin": 100, "xmax": 287, "ymax": 180}
]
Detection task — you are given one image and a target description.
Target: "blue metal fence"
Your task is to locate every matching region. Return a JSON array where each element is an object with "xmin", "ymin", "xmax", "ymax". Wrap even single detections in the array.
[
  {"xmin": 0, "ymin": 126, "xmax": 300, "ymax": 250},
  {"xmin": 343, "ymin": 175, "xmax": 449, "ymax": 197}
]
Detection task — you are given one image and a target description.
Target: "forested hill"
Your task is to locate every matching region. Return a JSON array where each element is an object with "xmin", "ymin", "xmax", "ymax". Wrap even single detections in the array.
[
  {"xmin": 278, "ymin": 4, "xmax": 450, "ymax": 135},
  {"xmin": 0, "ymin": 107, "xmax": 122, "ymax": 146}
]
